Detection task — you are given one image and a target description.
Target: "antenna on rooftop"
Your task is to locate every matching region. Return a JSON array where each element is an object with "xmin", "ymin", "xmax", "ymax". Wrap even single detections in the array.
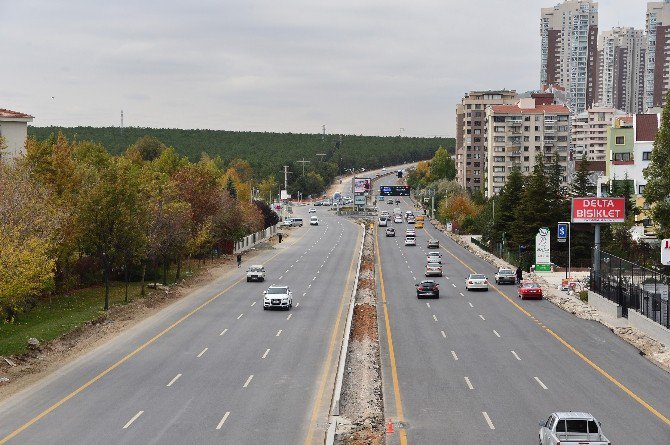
[{"xmin": 120, "ymin": 110, "xmax": 124, "ymax": 132}]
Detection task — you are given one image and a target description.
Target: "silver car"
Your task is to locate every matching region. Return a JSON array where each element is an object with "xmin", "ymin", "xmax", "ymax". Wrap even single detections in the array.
[{"xmin": 465, "ymin": 274, "xmax": 489, "ymax": 291}]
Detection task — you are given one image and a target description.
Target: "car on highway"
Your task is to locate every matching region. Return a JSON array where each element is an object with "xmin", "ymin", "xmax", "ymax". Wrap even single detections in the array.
[
  {"xmin": 380, "ymin": 211, "xmax": 390, "ymax": 217},
  {"xmin": 405, "ymin": 210, "xmax": 413, "ymax": 219},
  {"xmin": 388, "ymin": 200, "xmax": 394, "ymax": 205},
  {"xmin": 465, "ymin": 273, "xmax": 489, "ymax": 291},
  {"xmin": 378, "ymin": 217, "xmax": 388, "ymax": 227},
  {"xmin": 494, "ymin": 267, "xmax": 516, "ymax": 284},
  {"xmin": 539, "ymin": 412, "xmax": 609, "ymax": 445},
  {"xmin": 246, "ymin": 265, "xmax": 266, "ymax": 282},
  {"xmin": 415, "ymin": 280, "xmax": 439, "ymax": 298},
  {"xmin": 518, "ymin": 281, "xmax": 543, "ymax": 300},
  {"xmin": 406, "ymin": 228, "xmax": 416, "ymax": 237},
  {"xmin": 291, "ymin": 218, "xmax": 303, "ymax": 227},
  {"xmin": 415, "ymin": 221, "xmax": 424, "ymax": 229},
  {"xmin": 263, "ymin": 285, "xmax": 293, "ymax": 310},
  {"xmin": 425, "ymin": 262, "xmax": 443, "ymax": 277},
  {"xmin": 395, "ymin": 199, "xmax": 400, "ymax": 205},
  {"xmin": 308, "ymin": 208, "xmax": 316, "ymax": 213},
  {"xmin": 427, "ymin": 251, "xmax": 442, "ymax": 262},
  {"xmin": 394, "ymin": 215, "xmax": 403, "ymax": 223},
  {"xmin": 404, "ymin": 236, "xmax": 416, "ymax": 246},
  {"xmin": 416, "ymin": 215, "xmax": 425, "ymax": 222},
  {"xmin": 407, "ymin": 216, "xmax": 416, "ymax": 224},
  {"xmin": 379, "ymin": 196, "xmax": 385, "ymax": 201},
  {"xmin": 281, "ymin": 218, "xmax": 293, "ymax": 227},
  {"xmin": 310, "ymin": 216, "xmax": 319, "ymax": 226},
  {"xmin": 385, "ymin": 227, "xmax": 396, "ymax": 237},
  {"xmin": 427, "ymin": 239, "xmax": 439, "ymax": 249}
]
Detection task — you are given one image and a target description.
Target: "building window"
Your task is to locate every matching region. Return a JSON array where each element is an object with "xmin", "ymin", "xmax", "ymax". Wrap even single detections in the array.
[
  {"xmin": 493, "ymin": 166, "xmax": 505, "ymax": 173},
  {"xmin": 615, "ymin": 136, "xmax": 625, "ymax": 145},
  {"xmin": 494, "ymin": 136, "xmax": 505, "ymax": 142},
  {"xmin": 638, "ymin": 184, "xmax": 645, "ymax": 194},
  {"xmin": 613, "ymin": 152, "xmax": 632, "ymax": 161},
  {"xmin": 494, "ymin": 156, "xmax": 505, "ymax": 162},
  {"xmin": 524, "ymin": 156, "xmax": 530, "ymax": 161},
  {"xmin": 642, "ymin": 151, "xmax": 651, "ymax": 160},
  {"xmin": 493, "ymin": 176, "xmax": 505, "ymax": 183}
]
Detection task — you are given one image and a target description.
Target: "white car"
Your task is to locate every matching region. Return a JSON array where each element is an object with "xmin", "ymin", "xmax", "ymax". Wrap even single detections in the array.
[
  {"xmin": 378, "ymin": 217, "xmax": 388, "ymax": 227},
  {"xmin": 425, "ymin": 262, "xmax": 443, "ymax": 277},
  {"xmin": 310, "ymin": 216, "xmax": 319, "ymax": 225},
  {"xmin": 281, "ymin": 218, "xmax": 293, "ymax": 227},
  {"xmin": 404, "ymin": 236, "xmax": 416, "ymax": 246},
  {"xmin": 308, "ymin": 208, "xmax": 316, "ymax": 213},
  {"xmin": 539, "ymin": 412, "xmax": 609, "ymax": 445},
  {"xmin": 246, "ymin": 265, "xmax": 266, "ymax": 282},
  {"xmin": 465, "ymin": 274, "xmax": 489, "ymax": 291},
  {"xmin": 426, "ymin": 253, "xmax": 442, "ymax": 264},
  {"xmin": 380, "ymin": 211, "xmax": 390, "ymax": 218},
  {"xmin": 394, "ymin": 216, "xmax": 403, "ymax": 224},
  {"xmin": 406, "ymin": 228, "xmax": 416, "ymax": 237},
  {"xmin": 263, "ymin": 285, "xmax": 293, "ymax": 310}
]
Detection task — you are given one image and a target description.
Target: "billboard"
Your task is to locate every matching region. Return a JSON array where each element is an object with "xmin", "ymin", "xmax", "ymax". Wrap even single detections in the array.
[
  {"xmin": 353, "ymin": 177, "xmax": 372, "ymax": 194},
  {"xmin": 354, "ymin": 195, "xmax": 366, "ymax": 205},
  {"xmin": 379, "ymin": 185, "xmax": 410, "ymax": 196},
  {"xmin": 535, "ymin": 227, "xmax": 551, "ymax": 272},
  {"xmin": 571, "ymin": 198, "xmax": 626, "ymax": 223}
]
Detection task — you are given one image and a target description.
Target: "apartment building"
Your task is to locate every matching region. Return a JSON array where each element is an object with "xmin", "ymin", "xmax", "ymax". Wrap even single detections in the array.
[
  {"xmin": 541, "ymin": 0, "xmax": 599, "ymax": 114},
  {"xmin": 571, "ymin": 106, "xmax": 628, "ymax": 161},
  {"xmin": 485, "ymin": 94, "xmax": 571, "ymax": 197},
  {"xmin": 0, "ymin": 108, "xmax": 34, "ymax": 161},
  {"xmin": 455, "ymin": 90, "xmax": 518, "ymax": 194},
  {"xmin": 645, "ymin": 1, "xmax": 670, "ymax": 109},
  {"xmin": 596, "ymin": 27, "xmax": 646, "ymax": 114}
]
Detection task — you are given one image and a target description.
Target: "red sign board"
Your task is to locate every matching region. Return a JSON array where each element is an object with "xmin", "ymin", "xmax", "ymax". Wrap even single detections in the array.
[{"xmin": 571, "ymin": 198, "xmax": 626, "ymax": 223}]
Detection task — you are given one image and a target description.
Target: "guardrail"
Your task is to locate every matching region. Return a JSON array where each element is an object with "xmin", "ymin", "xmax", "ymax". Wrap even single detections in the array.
[{"xmin": 325, "ymin": 223, "xmax": 367, "ymax": 444}]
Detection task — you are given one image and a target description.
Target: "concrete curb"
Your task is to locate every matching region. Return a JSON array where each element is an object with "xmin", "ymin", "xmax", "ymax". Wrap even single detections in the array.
[{"xmin": 325, "ymin": 223, "xmax": 366, "ymax": 444}]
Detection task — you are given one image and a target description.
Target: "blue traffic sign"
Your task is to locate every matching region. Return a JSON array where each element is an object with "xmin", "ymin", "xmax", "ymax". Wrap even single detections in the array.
[{"xmin": 557, "ymin": 223, "xmax": 568, "ymax": 240}]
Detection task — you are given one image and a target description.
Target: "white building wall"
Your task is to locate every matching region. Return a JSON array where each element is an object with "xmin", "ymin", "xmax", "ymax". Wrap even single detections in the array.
[{"xmin": 0, "ymin": 121, "xmax": 29, "ymax": 160}]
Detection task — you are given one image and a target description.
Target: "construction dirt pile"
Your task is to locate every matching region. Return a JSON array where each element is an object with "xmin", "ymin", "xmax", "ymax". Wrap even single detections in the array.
[{"xmin": 336, "ymin": 223, "xmax": 385, "ymax": 445}]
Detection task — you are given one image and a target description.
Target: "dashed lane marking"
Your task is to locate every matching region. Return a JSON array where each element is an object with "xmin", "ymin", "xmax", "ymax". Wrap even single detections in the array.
[
  {"xmin": 464, "ymin": 377, "xmax": 474, "ymax": 390},
  {"xmin": 197, "ymin": 348, "xmax": 208, "ymax": 358},
  {"xmin": 534, "ymin": 377, "xmax": 548, "ymax": 390},
  {"xmin": 216, "ymin": 412, "xmax": 230, "ymax": 430},
  {"xmin": 511, "ymin": 351, "xmax": 521, "ymax": 361},
  {"xmin": 451, "ymin": 351, "xmax": 459, "ymax": 361},
  {"xmin": 243, "ymin": 375, "xmax": 254, "ymax": 388},
  {"xmin": 166, "ymin": 374, "xmax": 182, "ymax": 387},
  {"xmin": 493, "ymin": 330, "xmax": 501, "ymax": 338},
  {"xmin": 262, "ymin": 349, "xmax": 270, "ymax": 359},
  {"xmin": 219, "ymin": 329, "xmax": 228, "ymax": 336},
  {"xmin": 482, "ymin": 412, "xmax": 495, "ymax": 430},
  {"xmin": 123, "ymin": 411, "xmax": 144, "ymax": 429}
]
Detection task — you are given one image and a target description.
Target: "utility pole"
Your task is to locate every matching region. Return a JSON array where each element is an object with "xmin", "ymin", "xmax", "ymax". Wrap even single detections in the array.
[
  {"xmin": 322, "ymin": 124, "xmax": 326, "ymax": 141},
  {"xmin": 297, "ymin": 158, "xmax": 310, "ymax": 176},
  {"xmin": 283, "ymin": 166, "xmax": 290, "ymax": 191}
]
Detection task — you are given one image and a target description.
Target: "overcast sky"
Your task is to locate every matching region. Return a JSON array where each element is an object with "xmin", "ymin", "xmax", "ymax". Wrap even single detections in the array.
[{"xmin": 1, "ymin": 0, "xmax": 649, "ymax": 137}]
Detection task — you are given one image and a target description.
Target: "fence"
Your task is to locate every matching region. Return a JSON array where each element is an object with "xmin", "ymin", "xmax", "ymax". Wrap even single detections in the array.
[
  {"xmin": 590, "ymin": 250, "xmax": 670, "ymax": 328},
  {"xmin": 234, "ymin": 224, "xmax": 278, "ymax": 253}
]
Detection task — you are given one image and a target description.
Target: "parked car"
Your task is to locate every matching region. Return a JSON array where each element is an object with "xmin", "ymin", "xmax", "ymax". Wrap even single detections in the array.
[
  {"xmin": 518, "ymin": 281, "xmax": 543, "ymax": 300},
  {"xmin": 427, "ymin": 239, "xmax": 439, "ymax": 249},
  {"xmin": 539, "ymin": 412, "xmax": 609, "ymax": 445},
  {"xmin": 425, "ymin": 262, "xmax": 443, "ymax": 277},
  {"xmin": 416, "ymin": 280, "xmax": 439, "ymax": 298},
  {"xmin": 465, "ymin": 274, "xmax": 489, "ymax": 291},
  {"xmin": 263, "ymin": 285, "xmax": 293, "ymax": 310},
  {"xmin": 404, "ymin": 236, "xmax": 416, "ymax": 246},
  {"xmin": 385, "ymin": 227, "xmax": 396, "ymax": 237},
  {"xmin": 246, "ymin": 265, "xmax": 266, "ymax": 282},
  {"xmin": 281, "ymin": 218, "xmax": 293, "ymax": 227},
  {"xmin": 494, "ymin": 268, "xmax": 516, "ymax": 284}
]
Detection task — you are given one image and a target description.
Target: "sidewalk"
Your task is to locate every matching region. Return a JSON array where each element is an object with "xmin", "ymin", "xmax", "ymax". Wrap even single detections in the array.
[{"xmin": 429, "ymin": 220, "xmax": 670, "ymax": 372}]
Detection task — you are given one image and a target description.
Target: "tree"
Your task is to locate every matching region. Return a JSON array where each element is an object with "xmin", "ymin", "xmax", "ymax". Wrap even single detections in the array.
[
  {"xmin": 258, "ymin": 175, "xmax": 279, "ymax": 202},
  {"xmin": 512, "ymin": 156, "xmax": 551, "ymax": 249},
  {"xmin": 429, "ymin": 147, "xmax": 456, "ymax": 181},
  {"xmin": 125, "ymin": 136, "xmax": 167, "ymax": 162},
  {"xmin": 571, "ymin": 155, "xmax": 595, "ymax": 197},
  {"xmin": 254, "ymin": 200, "xmax": 280, "ymax": 228},
  {"xmin": 490, "ymin": 166, "xmax": 524, "ymax": 245},
  {"xmin": 643, "ymin": 91, "xmax": 670, "ymax": 239},
  {"xmin": 0, "ymin": 136, "xmax": 7, "ymax": 162},
  {"xmin": 226, "ymin": 176, "xmax": 238, "ymax": 199}
]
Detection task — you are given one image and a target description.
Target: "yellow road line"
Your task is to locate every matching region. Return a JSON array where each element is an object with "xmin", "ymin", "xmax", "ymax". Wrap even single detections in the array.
[
  {"xmin": 439, "ymin": 242, "xmax": 670, "ymax": 427},
  {"xmin": 376, "ymin": 226, "xmax": 408, "ymax": 444},
  {"xmin": 304, "ymin": 225, "xmax": 363, "ymax": 445},
  {"xmin": 0, "ymin": 228, "xmax": 313, "ymax": 445}
]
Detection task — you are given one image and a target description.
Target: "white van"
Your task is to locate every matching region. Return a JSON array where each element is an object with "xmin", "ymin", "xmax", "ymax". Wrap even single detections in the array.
[
  {"xmin": 291, "ymin": 218, "xmax": 303, "ymax": 227},
  {"xmin": 310, "ymin": 216, "xmax": 319, "ymax": 226}
]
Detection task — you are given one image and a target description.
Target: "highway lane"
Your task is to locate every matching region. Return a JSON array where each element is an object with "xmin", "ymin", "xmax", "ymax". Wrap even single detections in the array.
[
  {"xmin": 0, "ymin": 208, "xmax": 362, "ymax": 445},
  {"xmin": 377, "ymin": 197, "xmax": 670, "ymax": 444}
]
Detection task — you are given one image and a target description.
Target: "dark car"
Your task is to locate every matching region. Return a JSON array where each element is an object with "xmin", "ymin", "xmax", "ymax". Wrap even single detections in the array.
[
  {"xmin": 385, "ymin": 227, "xmax": 396, "ymax": 237},
  {"xmin": 415, "ymin": 280, "xmax": 439, "ymax": 299},
  {"xmin": 427, "ymin": 239, "xmax": 439, "ymax": 249}
]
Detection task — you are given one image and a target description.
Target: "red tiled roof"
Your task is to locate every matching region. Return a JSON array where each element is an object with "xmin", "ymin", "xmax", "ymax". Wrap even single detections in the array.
[
  {"xmin": 619, "ymin": 116, "xmax": 633, "ymax": 123},
  {"xmin": 635, "ymin": 114, "xmax": 659, "ymax": 142},
  {"xmin": 0, "ymin": 108, "xmax": 33, "ymax": 119},
  {"xmin": 491, "ymin": 104, "xmax": 570, "ymax": 114}
]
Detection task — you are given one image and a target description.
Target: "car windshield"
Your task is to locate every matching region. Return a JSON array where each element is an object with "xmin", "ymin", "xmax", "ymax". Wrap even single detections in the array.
[
  {"xmin": 523, "ymin": 283, "xmax": 541, "ymax": 288},
  {"xmin": 470, "ymin": 274, "xmax": 486, "ymax": 280},
  {"xmin": 420, "ymin": 282, "xmax": 435, "ymax": 288},
  {"xmin": 267, "ymin": 287, "xmax": 288, "ymax": 294},
  {"xmin": 427, "ymin": 263, "xmax": 440, "ymax": 268},
  {"xmin": 249, "ymin": 267, "xmax": 263, "ymax": 272},
  {"xmin": 499, "ymin": 269, "xmax": 514, "ymax": 275}
]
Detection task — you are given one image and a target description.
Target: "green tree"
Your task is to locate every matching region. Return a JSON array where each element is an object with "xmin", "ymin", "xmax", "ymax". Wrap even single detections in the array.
[
  {"xmin": 258, "ymin": 175, "xmax": 279, "ymax": 203},
  {"xmin": 490, "ymin": 166, "xmax": 524, "ymax": 245},
  {"xmin": 643, "ymin": 92, "xmax": 670, "ymax": 239},
  {"xmin": 226, "ymin": 176, "xmax": 237, "ymax": 199},
  {"xmin": 126, "ymin": 135, "xmax": 167, "ymax": 162},
  {"xmin": 512, "ymin": 155, "xmax": 551, "ymax": 249},
  {"xmin": 429, "ymin": 147, "xmax": 456, "ymax": 181},
  {"xmin": 571, "ymin": 156, "xmax": 595, "ymax": 197}
]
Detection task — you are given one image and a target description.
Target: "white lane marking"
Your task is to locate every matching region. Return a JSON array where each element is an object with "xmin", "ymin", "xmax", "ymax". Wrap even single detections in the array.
[
  {"xmin": 219, "ymin": 328, "xmax": 228, "ymax": 336},
  {"xmin": 216, "ymin": 412, "xmax": 230, "ymax": 430},
  {"xmin": 452, "ymin": 283, "xmax": 456, "ymax": 288},
  {"xmin": 166, "ymin": 374, "xmax": 182, "ymax": 387},
  {"xmin": 262, "ymin": 348, "xmax": 270, "ymax": 359},
  {"xmin": 482, "ymin": 412, "xmax": 495, "ymax": 430},
  {"xmin": 317, "ymin": 270, "xmax": 320, "ymax": 274},
  {"xmin": 493, "ymin": 330, "xmax": 501, "ymax": 338},
  {"xmin": 412, "ymin": 276, "xmax": 416, "ymax": 280},
  {"xmin": 511, "ymin": 351, "xmax": 521, "ymax": 361},
  {"xmin": 237, "ymin": 313, "xmax": 244, "ymax": 320},
  {"xmin": 464, "ymin": 377, "xmax": 474, "ymax": 390},
  {"xmin": 123, "ymin": 411, "xmax": 144, "ymax": 429},
  {"xmin": 278, "ymin": 276, "xmax": 283, "ymax": 280},
  {"xmin": 313, "ymin": 277, "xmax": 316, "ymax": 281},
  {"xmin": 441, "ymin": 330, "xmax": 447, "ymax": 338},
  {"xmin": 426, "ymin": 302, "xmax": 431, "ymax": 308},
  {"xmin": 433, "ymin": 314, "xmax": 438, "ymax": 322},
  {"xmin": 459, "ymin": 292, "xmax": 464, "ymax": 296},
  {"xmin": 468, "ymin": 302, "xmax": 473, "ymax": 308},
  {"xmin": 243, "ymin": 375, "xmax": 254, "ymax": 388},
  {"xmin": 479, "ymin": 314, "xmax": 486, "ymax": 321},
  {"xmin": 303, "ymin": 292, "xmax": 307, "ymax": 296},
  {"xmin": 276, "ymin": 329, "xmax": 282, "ymax": 337},
  {"xmin": 296, "ymin": 302, "xmax": 300, "ymax": 307},
  {"xmin": 308, "ymin": 284, "xmax": 312, "ymax": 288},
  {"xmin": 451, "ymin": 351, "xmax": 459, "ymax": 361},
  {"xmin": 251, "ymin": 301, "xmax": 256, "ymax": 307},
  {"xmin": 534, "ymin": 377, "xmax": 548, "ymax": 389},
  {"xmin": 287, "ymin": 313, "xmax": 292, "ymax": 320},
  {"xmin": 446, "ymin": 276, "xmax": 450, "ymax": 280},
  {"xmin": 285, "ymin": 270, "xmax": 289, "ymax": 273},
  {"xmin": 197, "ymin": 348, "xmax": 208, "ymax": 358},
  {"xmin": 290, "ymin": 265, "xmax": 294, "ymax": 268},
  {"xmin": 296, "ymin": 260, "xmax": 299, "ymax": 263}
]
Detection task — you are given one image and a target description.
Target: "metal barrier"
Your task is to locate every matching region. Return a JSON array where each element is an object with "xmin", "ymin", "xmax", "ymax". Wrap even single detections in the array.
[{"xmin": 590, "ymin": 250, "xmax": 670, "ymax": 328}]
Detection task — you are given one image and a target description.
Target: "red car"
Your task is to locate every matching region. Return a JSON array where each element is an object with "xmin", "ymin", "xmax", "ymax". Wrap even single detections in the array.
[{"xmin": 518, "ymin": 281, "xmax": 543, "ymax": 300}]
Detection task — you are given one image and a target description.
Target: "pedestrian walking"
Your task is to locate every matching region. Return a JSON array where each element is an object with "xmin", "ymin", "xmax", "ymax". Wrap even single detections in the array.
[
  {"xmin": 237, "ymin": 254, "xmax": 242, "ymax": 268},
  {"xmin": 516, "ymin": 266, "xmax": 522, "ymax": 284},
  {"xmin": 278, "ymin": 233, "xmax": 283, "ymax": 243}
]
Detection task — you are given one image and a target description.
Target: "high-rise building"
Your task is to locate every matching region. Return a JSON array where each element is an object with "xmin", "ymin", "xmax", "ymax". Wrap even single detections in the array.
[
  {"xmin": 485, "ymin": 93, "xmax": 571, "ymax": 197},
  {"xmin": 455, "ymin": 90, "xmax": 518, "ymax": 194},
  {"xmin": 645, "ymin": 1, "xmax": 670, "ymax": 109},
  {"xmin": 541, "ymin": 0, "xmax": 599, "ymax": 114},
  {"xmin": 596, "ymin": 27, "xmax": 646, "ymax": 114},
  {"xmin": 571, "ymin": 106, "xmax": 629, "ymax": 161}
]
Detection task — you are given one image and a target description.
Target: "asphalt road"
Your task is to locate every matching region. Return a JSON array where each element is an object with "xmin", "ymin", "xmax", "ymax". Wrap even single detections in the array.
[
  {"xmin": 377, "ymin": 194, "xmax": 670, "ymax": 444},
  {"xmin": 0, "ymin": 208, "xmax": 362, "ymax": 445}
]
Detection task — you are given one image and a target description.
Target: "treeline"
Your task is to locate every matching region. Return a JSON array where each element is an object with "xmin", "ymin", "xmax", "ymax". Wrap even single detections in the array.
[
  {"xmin": 28, "ymin": 126, "xmax": 454, "ymax": 197},
  {"xmin": 0, "ymin": 133, "xmax": 279, "ymax": 321}
]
